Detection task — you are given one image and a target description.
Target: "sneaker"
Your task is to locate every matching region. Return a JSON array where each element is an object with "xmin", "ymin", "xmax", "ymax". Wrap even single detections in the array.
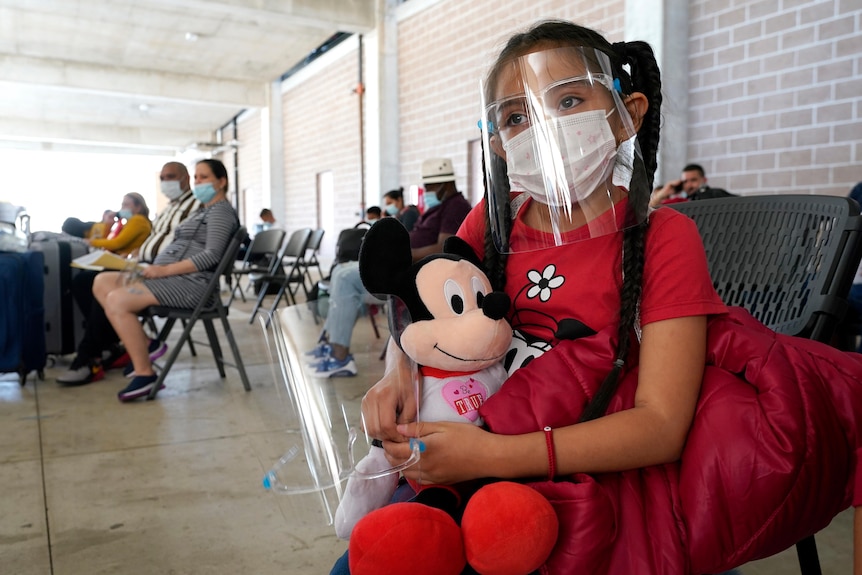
[
  {"xmin": 148, "ymin": 339, "xmax": 168, "ymax": 361},
  {"xmin": 312, "ymin": 354, "xmax": 357, "ymax": 378},
  {"xmin": 304, "ymin": 342, "xmax": 332, "ymax": 360},
  {"xmin": 57, "ymin": 362, "xmax": 105, "ymax": 386},
  {"xmin": 123, "ymin": 340, "xmax": 168, "ymax": 378},
  {"xmin": 117, "ymin": 374, "xmax": 164, "ymax": 402},
  {"xmin": 103, "ymin": 345, "xmax": 131, "ymax": 370},
  {"xmin": 123, "ymin": 363, "xmax": 136, "ymax": 379}
]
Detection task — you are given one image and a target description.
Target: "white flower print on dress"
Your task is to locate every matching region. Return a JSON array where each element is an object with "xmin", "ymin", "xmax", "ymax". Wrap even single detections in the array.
[{"xmin": 526, "ymin": 264, "xmax": 564, "ymax": 302}]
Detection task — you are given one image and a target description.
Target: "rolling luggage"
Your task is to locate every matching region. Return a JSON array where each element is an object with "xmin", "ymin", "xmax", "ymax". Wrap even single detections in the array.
[
  {"xmin": 0, "ymin": 251, "xmax": 46, "ymax": 384},
  {"xmin": 29, "ymin": 240, "xmax": 88, "ymax": 356}
]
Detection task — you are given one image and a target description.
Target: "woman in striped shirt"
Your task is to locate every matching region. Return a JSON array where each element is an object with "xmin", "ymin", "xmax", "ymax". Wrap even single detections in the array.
[{"xmin": 94, "ymin": 159, "xmax": 239, "ymax": 402}]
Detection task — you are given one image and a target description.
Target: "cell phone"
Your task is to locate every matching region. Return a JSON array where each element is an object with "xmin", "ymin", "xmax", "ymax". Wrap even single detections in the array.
[{"xmin": 673, "ymin": 182, "xmax": 684, "ymax": 193}]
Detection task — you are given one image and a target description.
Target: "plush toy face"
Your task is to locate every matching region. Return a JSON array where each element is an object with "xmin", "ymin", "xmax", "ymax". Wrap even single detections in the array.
[{"xmin": 399, "ymin": 258, "xmax": 511, "ymax": 373}]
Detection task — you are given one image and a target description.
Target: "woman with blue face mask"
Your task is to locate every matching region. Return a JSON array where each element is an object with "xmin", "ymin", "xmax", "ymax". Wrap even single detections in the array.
[
  {"xmin": 92, "ymin": 158, "xmax": 240, "ymax": 402},
  {"xmin": 382, "ymin": 187, "xmax": 420, "ymax": 232},
  {"xmin": 86, "ymin": 192, "xmax": 152, "ymax": 256}
]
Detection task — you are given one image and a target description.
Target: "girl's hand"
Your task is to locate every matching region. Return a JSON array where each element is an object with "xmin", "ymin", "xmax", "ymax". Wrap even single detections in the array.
[
  {"xmin": 361, "ymin": 348, "xmax": 417, "ymax": 442},
  {"xmin": 384, "ymin": 421, "xmax": 494, "ymax": 485}
]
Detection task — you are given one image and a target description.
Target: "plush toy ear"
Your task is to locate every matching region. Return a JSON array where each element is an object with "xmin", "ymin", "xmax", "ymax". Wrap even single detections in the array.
[
  {"xmin": 443, "ymin": 235, "xmax": 482, "ymax": 270},
  {"xmin": 359, "ymin": 217, "xmax": 413, "ymax": 296}
]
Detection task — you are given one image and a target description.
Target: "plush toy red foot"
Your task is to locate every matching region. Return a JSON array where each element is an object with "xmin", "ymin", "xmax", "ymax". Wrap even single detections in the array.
[
  {"xmin": 348, "ymin": 482, "xmax": 558, "ymax": 575},
  {"xmin": 349, "ymin": 502, "xmax": 466, "ymax": 575},
  {"xmin": 462, "ymin": 482, "xmax": 559, "ymax": 575}
]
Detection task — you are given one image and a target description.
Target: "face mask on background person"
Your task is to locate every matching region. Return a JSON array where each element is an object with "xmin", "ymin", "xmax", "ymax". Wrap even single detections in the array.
[
  {"xmin": 193, "ymin": 183, "xmax": 217, "ymax": 204},
  {"xmin": 423, "ymin": 189, "xmax": 442, "ymax": 210},
  {"xmin": 117, "ymin": 209, "xmax": 133, "ymax": 219},
  {"xmin": 160, "ymin": 180, "xmax": 184, "ymax": 200},
  {"xmin": 503, "ymin": 109, "xmax": 617, "ymax": 207},
  {"xmin": 384, "ymin": 203, "xmax": 399, "ymax": 216}
]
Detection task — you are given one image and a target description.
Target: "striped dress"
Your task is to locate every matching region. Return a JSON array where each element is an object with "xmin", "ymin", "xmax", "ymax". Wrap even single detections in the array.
[
  {"xmin": 143, "ymin": 200, "xmax": 238, "ymax": 308},
  {"xmin": 138, "ymin": 190, "xmax": 202, "ymax": 262}
]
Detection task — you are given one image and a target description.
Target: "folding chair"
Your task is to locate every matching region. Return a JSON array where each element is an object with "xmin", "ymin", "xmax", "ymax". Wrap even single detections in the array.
[
  {"xmin": 228, "ymin": 228, "xmax": 286, "ymax": 305},
  {"xmin": 249, "ymin": 227, "xmax": 313, "ymax": 325},
  {"xmin": 141, "ymin": 226, "xmax": 252, "ymax": 400},
  {"xmin": 670, "ymin": 195, "xmax": 862, "ymax": 575},
  {"xmin": 300, "ymin": 228, "xmax": 325, "ymax": 291}
]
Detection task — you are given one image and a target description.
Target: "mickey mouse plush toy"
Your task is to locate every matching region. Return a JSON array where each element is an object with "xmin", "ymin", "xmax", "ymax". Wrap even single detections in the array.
[{"xmin": 341, "ymin": 217, "xmax": 559, "ymax": 575}]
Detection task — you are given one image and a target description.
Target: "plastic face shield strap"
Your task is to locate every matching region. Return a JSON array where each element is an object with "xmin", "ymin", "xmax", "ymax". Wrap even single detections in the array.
[{"xmin": 480, "ymin": 46, "xmax": 648, "ymax": 254}]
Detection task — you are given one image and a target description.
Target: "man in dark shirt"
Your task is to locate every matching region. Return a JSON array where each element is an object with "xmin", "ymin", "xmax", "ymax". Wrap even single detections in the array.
[
  {"xmin": 308, "ymin": 157, "xmax": 472, "ymax": 377},
  {"xmin": 409, "ymin": 158, "xmax": 472, "ymax": 261},
  {"xmin": 649, "ymin": 163, "xmax": 734, "ymax": 207}
]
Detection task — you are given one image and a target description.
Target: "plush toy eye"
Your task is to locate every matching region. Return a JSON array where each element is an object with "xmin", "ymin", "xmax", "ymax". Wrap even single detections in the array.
[
  {"xmin": 444, "ymin": 279, "xmax": 466, "ymax": 315},
  {"xmin": 472, "ymin": 276, "xmax": 488, "ymax": 307}
]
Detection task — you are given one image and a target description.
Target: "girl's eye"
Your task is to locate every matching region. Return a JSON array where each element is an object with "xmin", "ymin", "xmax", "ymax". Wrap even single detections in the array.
[
  {"xmin": 559, "ymin": 95, "xmax": 582, "ymax": 111},
  {"xmin": 506, "ymin": 112, "xmax": 528, "ymax": 127}
]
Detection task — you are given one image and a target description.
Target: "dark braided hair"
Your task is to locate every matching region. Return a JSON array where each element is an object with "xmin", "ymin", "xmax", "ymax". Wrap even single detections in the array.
[{"xmin": 480, "ymin": 20, "xmax": 663, "ymax": 422}]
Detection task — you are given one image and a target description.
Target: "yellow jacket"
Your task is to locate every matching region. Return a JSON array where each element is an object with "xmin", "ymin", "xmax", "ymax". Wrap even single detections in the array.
[{"xmin": 89, "ymin": 214, "xmax": 152, "ymax": 256}]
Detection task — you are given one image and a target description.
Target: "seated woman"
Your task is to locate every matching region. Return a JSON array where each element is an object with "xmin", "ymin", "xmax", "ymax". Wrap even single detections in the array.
[
  {"xmin": 57, "ymin": 194, "xmax": 153, "ymax": 386},
  {"xmin": 94, "ymin": 159, "xmax": 239, "ymax": 402}
]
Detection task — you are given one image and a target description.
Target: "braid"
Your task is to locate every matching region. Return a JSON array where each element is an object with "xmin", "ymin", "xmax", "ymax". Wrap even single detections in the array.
[
  {"xmin": 578, "ymin": 40, "xmax": 658, "ymax": 421},
  {"xmin": 579, "ymin": 220, "xmax": 647, "ymax": 422},
  {"xmin": 612, "ymin": 40, "xmax": 662, "ymax": 191},
  {"xmin": 481, "ymin": 141, "xmax": 511, "ymax": 292}
]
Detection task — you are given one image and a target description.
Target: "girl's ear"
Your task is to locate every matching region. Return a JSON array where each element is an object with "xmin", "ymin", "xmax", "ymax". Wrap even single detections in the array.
[
  {"xmin": 489, "ymin": 134, "xmax": 506, "ymax": 161},
  {"xmin": 623, "ymin": 92, "xmax": 649, "ymax": 133}
]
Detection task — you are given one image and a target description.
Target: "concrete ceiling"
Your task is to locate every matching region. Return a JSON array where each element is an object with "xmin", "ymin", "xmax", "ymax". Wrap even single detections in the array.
[{"xmin": 0, "ymin": 0, "xmax": 376, "ymax": 155}]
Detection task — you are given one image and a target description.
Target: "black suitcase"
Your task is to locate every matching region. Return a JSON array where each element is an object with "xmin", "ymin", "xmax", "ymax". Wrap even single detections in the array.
[
  {"xmin": 29, "ymin": 240, "xmax": 88, "ymax": 355},
  {"xmin": 0, "ymin": 251, "xmax": 46, "ymax": 384}
]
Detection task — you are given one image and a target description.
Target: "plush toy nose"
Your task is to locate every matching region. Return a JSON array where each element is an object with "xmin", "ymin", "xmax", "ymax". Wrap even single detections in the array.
[{"xmin": 482, "ymin": 292, "xmax": 510, "ymax": 320}]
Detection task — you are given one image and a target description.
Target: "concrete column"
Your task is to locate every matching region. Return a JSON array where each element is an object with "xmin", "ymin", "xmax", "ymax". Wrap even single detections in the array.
[
  {"xmin": 267, "ymin": 79, "xmax": 286, "ymax": 219},
  {"xmin": 625, "ymin": 0, "xmax": 689, "ymax": 186},
  {"xmin": 368, "ymin": 0, "xmax": 400, "ymax": 202}
]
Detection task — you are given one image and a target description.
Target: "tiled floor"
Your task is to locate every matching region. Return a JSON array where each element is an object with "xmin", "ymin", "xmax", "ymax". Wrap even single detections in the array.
[{"xmin": 0, "ymin": 287, "xmax": 854, "ymax": 574}]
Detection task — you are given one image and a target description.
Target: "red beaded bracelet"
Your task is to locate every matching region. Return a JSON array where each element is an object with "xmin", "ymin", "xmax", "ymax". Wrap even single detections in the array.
[{"xmin": 544, "ymin": 426, "xmax": 556, "ymax": 481}]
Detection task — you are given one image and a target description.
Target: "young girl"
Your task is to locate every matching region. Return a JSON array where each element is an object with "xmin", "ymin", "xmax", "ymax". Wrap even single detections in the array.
[
  {"xmin": 365, "ymin": 19, "xmax": 723, "ymax": 492},
  {"xmin": 346, "ymin": 19, "xmax": 862, "ymax": 575}
]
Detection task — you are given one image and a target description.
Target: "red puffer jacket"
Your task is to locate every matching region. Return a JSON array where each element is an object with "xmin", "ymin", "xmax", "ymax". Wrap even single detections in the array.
[{"xmin": 480, "ymin": 307, "xmax": 862, "ymax": 575}]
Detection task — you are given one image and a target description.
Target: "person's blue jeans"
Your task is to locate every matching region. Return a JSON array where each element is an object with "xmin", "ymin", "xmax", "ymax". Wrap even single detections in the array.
[{"xmin": 323, "ymin": 261, "xmax": 368, "ymax": 349}]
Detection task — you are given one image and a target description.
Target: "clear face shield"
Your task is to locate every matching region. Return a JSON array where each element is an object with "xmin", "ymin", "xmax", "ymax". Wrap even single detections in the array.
[
  {"xmin": 257, "ymin": 297, "xmax": 422, "ymax": 540},
  {"xmin": 480, "ymin": 46, "xmax": 650, "ymax": 253}
]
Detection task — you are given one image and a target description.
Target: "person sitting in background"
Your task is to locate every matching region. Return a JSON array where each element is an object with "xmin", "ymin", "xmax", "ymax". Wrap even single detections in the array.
[
  {"xmin": 252, "ymin": 208, "xmax": 277, "ymax": 235},
  {"xmin": 382, "ymin": 187, "xmax": 420, "ymax": 232},
  {"xmin": 95, "ymin": 158, "xmax": 239, "ymax": 402},
  {"xmin": 649, "ymin": 163, "xmax": 734, "ymax": 207},
  {"xmin": 84, "ymin": 193, "xmax": 152, "ymax": 255},
  {"xmin": 58, "ymin": 165, "xmax": 200, "ymax": 386},
  {"xmin": 62, "ymin": 209, "xmax": 116, "ymax": 240},
  {"xmin": 365, "ymin": 206, "xmax": 382, "ymax": 222},
  {"xmin": 306, "ymin": 158, "xmax": 472, "ymax": 378}
]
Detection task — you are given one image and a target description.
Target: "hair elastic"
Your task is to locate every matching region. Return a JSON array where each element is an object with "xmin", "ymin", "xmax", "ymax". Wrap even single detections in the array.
[{"xmin": 544, "ymin": 426, "xmax": 556, "ymax": 481}]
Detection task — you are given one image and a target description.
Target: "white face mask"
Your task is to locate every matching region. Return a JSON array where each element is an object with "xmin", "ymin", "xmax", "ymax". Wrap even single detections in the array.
[
  {"xmin": 503, "ymin": 109, "xmax": 617, "ymax": 207},
  {"xmin": 160, "ymin": 180, "xmax": 184, "ymax": 200}
]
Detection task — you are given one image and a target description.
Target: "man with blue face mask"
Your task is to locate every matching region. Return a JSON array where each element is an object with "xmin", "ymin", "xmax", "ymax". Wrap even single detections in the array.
[
  {"xmin": 306, "ymin": 158, "xmax": 472, "ymax": 378},
  {"xmin": 409, "ymin": 158, "xmax": 472, "ymax": 261}
]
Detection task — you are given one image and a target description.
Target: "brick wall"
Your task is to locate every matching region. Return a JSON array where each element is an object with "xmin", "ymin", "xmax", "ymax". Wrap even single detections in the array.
[
  {"xmin": 236, "ymin": 109, "xmax": 264, "ymax": 230},
  {"xmin": 397, "ymin": 0, "xmax": 625, "ymax": 195},
  {"xmin": 282, "ymin": 44, "xmax": 364, "ymax": 235},
  {"xmin": 689, "ymin": 0, "xmax": 861, "ymax": 196},
  {"xmin": 251, "ymin": 0, "xmax": 861, "ymax": 237}
]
